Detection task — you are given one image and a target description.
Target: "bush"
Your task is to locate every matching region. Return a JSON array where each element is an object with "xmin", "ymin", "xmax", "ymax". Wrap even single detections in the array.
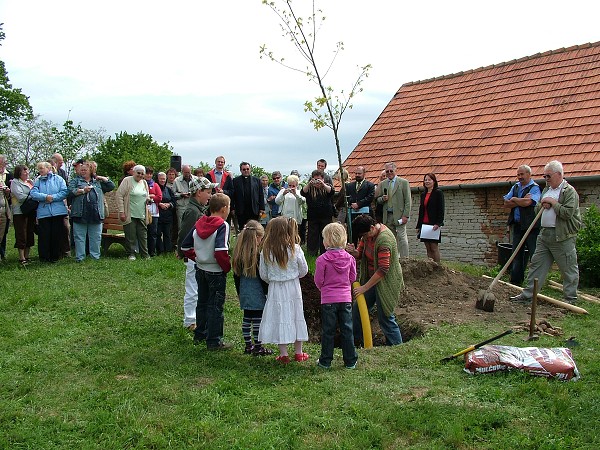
[{"xmin": 577, "ymin": 204, "xmax": 600, "ymax": 287}]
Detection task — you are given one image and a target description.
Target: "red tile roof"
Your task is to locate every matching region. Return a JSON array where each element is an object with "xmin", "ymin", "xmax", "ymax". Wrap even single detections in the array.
[{"xmin": 345, "ymin": 42, "xmax": 600, "ymax": 187}]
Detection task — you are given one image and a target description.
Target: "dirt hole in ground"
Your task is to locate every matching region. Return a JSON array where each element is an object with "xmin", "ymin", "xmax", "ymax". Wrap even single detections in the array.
[{"xmin": 301, "ymin": 258, "xmax": 567, "ymax": 346}]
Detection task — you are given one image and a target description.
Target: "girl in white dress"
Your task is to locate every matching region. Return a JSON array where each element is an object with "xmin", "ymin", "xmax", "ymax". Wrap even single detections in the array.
[{"xmin": 258, "ymin": 216, "xmax": 309, "ymax": 364}]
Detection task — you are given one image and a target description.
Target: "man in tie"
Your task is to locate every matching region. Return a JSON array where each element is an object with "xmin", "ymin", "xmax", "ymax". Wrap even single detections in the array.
[
  {"xmin": 375, "ymin": 162, "xmax": 411, "ymax": 258},
  {"xmin": 346, "ymin": 166, "xmax": 375, "ymax": 243}
]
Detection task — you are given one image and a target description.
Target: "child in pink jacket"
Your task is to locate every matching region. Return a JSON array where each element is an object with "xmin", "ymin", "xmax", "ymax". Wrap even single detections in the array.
[{"xmin": 314, "ymin": 223, "xmax": 358, "ymax": 369}]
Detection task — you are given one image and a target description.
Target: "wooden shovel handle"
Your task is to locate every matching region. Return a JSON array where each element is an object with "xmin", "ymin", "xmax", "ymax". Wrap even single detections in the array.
[{"xmin": 489, "ymin": 207, "xmax": 544, "ymax": 291}]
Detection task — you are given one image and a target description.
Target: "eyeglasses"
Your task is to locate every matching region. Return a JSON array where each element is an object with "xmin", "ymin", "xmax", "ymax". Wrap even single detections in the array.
[
  {"xmin": 385, "ymin": 169, "xmax": 395, "ymax": 174},
  {"xmin": 542, "ymin": 173, "xmax": 554, "ymax": 179},
  {"xmin": 273, "ymin": 177, "xmax": 280, "ymax": 180},
  {"xmin": 136, "ymin": 172, "xmax": 144, "ymax": 175}
]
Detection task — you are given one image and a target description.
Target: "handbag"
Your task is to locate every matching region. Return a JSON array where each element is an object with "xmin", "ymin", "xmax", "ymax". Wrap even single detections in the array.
[
  {"xmin": 21, "ymin": 192, "xmax": 38, "ymax": 215},
  {"xmin": 145, "ymin": 206, "xmax": 152, "ymax": 225}
]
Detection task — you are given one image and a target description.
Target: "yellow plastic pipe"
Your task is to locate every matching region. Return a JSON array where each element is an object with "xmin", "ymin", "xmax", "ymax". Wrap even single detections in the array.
[{"xmin": 352, "ymin": 282, "xmax": 373, "ymax": 349}]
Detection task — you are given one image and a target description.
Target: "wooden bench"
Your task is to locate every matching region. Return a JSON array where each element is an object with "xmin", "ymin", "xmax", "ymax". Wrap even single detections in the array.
[
  {"xmin": 101, "ymin": 191, "xmax": 128, "ymax": 253},
  {"xmin": 101, "ymin": 213, "xmax": 128, "ymax": 253}
]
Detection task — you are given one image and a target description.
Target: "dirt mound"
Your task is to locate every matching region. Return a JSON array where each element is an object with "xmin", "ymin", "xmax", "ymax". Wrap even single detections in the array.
[{"xmin": 301, "ymin": 258, "xmax": 566, "ymax": 345}]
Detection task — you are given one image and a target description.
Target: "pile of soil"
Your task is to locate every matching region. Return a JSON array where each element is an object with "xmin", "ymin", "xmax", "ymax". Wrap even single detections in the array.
[{"xmin": 301, "ymin": 259, "xmax": 566, "ymax": 345}]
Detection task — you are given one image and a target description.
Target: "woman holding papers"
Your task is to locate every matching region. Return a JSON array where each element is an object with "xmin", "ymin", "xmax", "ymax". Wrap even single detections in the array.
[{"xmin": 416, "ymin": 173, "xmax": 444, "ymax": 263}]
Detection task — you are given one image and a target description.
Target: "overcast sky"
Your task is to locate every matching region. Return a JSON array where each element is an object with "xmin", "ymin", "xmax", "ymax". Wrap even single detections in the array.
[{"xmin": 1, "ymin": 0, "xmax": 598, "ymax": 176}]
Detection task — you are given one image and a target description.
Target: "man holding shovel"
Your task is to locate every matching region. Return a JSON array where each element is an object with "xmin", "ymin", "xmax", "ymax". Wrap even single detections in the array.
[
  {"xmin": 503, "ymin": 164, "xmax": 541, "ymax": 285},
  {"xmin": 510, "ymin": 160, "xmax": 582, "ymax": 304}
]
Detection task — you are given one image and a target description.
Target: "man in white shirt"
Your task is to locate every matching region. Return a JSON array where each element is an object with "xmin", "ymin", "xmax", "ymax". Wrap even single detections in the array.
[{"xmin": 511, "ymin": 160, "xmax": 582, "ymax": 304}]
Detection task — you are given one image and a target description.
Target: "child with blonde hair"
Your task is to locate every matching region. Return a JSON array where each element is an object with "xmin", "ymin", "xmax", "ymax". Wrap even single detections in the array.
[
  {"xmin": 258, "ymin": 216, "xmax": 309, "ymax": 364},
  {"xmin": 314, "ymin": 222, "xmax": 358, "ymax": 369},
  {"xmin": 232, "ymin": 220, "xmax": 273, "ymax": 356}
]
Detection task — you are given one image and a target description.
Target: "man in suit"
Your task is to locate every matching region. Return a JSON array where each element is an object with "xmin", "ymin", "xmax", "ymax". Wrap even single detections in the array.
[
  {"xmin": 346, "ymin": 166, "xmax": 375, "ymax": 243},
  {"xmin": 231, "ymin": 162, "xmax": 264, "ymax": 229},
  {"xmin": 375, "ymin": 162, "xmax": 411, "ymax": 258}
]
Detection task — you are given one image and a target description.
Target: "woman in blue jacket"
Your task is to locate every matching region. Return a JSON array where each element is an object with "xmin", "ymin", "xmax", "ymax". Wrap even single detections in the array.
[{"xmin": 30, "ymin": 161, "xmax": 69, "ymax": 262}]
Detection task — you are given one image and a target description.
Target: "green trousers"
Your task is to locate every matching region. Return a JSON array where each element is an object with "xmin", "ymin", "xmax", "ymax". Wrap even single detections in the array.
[{"xmin": 522, "ymin": 227, "xmax": 579, "ymax": 302}]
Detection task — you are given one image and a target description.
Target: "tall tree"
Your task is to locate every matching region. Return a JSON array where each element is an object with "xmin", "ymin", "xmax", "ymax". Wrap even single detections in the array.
[
  {"xmin": 260, "ymin": 0, "xmax": 371, "ymax": 240},
  {"xmin": 91, "ymin": 131, "xmax": 173, "ymax": 182},
  {"xmin": 0, "ymin": 115, "xmax": 55, "ymax": 166},
  {"xmin": 0, "ymin": 116, "xmax": 106, "ymax": 171},
  {"xmin": 0, "ymin": 24, "xmax": 32, "ymax": 131},
  {"xmin": 52, "ymin": 119, "xmax": 105, "ymax": 175}
]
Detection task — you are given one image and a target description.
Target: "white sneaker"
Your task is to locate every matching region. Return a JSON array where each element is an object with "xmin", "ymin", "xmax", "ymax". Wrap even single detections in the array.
[{"xmin": 128, "ymin": 255, "xmax": 136, "ymax": 261}]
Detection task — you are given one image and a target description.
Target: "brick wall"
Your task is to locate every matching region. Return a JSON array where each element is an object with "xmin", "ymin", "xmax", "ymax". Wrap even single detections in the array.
[{"xmin": 407, "ymin": 180, "xmax": 600, "ymax": 266}]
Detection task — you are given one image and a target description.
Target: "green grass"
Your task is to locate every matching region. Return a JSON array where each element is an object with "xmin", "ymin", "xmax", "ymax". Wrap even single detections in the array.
[{"xmin": 1, "ymin": 235, "xmax": 599, "ymax": 449}]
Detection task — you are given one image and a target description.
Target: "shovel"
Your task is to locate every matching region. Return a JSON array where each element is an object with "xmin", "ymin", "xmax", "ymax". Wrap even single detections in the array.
[
  {"xmin": 441, "ymin": 329, "xmax": 513, "ymax": 363},
  {"xmin": 477, "ymin": 207, "xmax": 544, "ymax": 312}
]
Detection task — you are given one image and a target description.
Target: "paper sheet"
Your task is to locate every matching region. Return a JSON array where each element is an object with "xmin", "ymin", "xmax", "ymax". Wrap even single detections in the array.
[{"xmin": 420, "ymin": 224, "xmax": 441, "ymax": 240}]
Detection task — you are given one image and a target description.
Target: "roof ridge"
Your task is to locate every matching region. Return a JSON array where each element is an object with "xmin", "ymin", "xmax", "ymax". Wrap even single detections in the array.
[{"xmin": 401, "ymin": 41, "xmax": 600, "ymax": 88}]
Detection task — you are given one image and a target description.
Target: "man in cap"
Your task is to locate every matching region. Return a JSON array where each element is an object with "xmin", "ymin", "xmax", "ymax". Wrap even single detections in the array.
[{"xmin": 177, "ymin": 177, "xmax": 218, "ymax": 331}]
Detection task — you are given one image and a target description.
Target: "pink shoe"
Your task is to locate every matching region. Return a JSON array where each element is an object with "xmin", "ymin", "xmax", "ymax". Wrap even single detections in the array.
[
  {"xmin": 294, "ymin": 352, "xmax": 310, "ymax": 362},
  {"xmin": 276, "ymin": 355, "xmax": 290, "ymax": 364}
]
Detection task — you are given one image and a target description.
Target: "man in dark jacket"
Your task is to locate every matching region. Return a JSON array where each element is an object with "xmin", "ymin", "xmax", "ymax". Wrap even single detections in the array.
[
  {"xmin": 177, "ymin": 177, "xmax": 217, "ymax": 331},
  {"xmin": 346, "ymin": 166, "xmax": 375, "ymax": 240},
  {"xmin": 302, "ymin": 169, "xmax": 334, "ymax": 256},
  {"xmin": 231, "ymin": 162, "xmax": 264, "ymax": 230}
]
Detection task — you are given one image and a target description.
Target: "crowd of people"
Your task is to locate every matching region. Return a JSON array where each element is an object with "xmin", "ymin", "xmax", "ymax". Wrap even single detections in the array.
[
  {"xmin": 171, "ymin": 156, "xmax": 425, "ymax": 366},
  {"xmin": 1, "ymin": 152, "xmax": 582, "ymax": 366}
]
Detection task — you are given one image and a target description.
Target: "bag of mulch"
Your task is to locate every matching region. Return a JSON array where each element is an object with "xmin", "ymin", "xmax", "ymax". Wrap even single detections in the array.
[{"xmin": 464, "ymin": 345, "xmax": 580, "ymax": 381}]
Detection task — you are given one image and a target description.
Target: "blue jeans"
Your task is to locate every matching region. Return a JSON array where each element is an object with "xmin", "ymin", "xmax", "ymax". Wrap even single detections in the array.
[
  {"xmin": 320, "ymin": 302, "xmax": 357, "ymax": 367},
  {"xmin": 510, "ymin": 225, "xmax": 539, "ymax": 285},
  {"xmin": 194, "ymin": 268, "xmax": 227, "ymax": 348},
  {"xmin": 73, "ymin": 221, "xmax": 102, "ymax": 261},
  {"xmin": 353, "ymin": 286, "xmax": 403, "ymax": 346}
]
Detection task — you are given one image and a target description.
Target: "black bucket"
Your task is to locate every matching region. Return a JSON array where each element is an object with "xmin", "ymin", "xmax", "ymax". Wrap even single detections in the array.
[{"xmin": 497, "ymin": 242, "xmax": 528, "ymax": 267}]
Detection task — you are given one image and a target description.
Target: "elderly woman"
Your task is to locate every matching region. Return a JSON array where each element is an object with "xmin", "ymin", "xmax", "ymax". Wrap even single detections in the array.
[
  {"xmin": 69, "ymin": 161, "xmax": 115, "ymax": 262},
  {"xmin": 116, "ymin": 164, "xmax": 150, "ymax": 260},
  {"xmin": 30, "ymin": 161, "xmax": 69, "ymax": 263},
  {"xmin": 346, "ymin": 214, "xmax": 403, "ymax": 346},
  {"xmin": 275, "ymin": 174, "xmax": 305, "ymax": 225},
  {"xmin": 156, "ymin": 171, "xmax": 176, "ymax": 254},
  {"xmin": 10, "ymin": 165, "xmax": 36, "ymax": 265}
]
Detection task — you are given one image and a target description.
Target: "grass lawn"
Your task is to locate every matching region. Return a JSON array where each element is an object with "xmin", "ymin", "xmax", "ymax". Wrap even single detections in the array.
[{"xmin": 1, "ymin": 234, "xmax": 599, "ymax": 449}]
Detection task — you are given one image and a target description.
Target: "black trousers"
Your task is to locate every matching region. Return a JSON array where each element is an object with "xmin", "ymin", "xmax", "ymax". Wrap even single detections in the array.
[
  {"xmin": 307, "ymin": 217, "xmax": 331, "ymax": 256},
  {"xmin": 38, "ymin": 215, "xmax": 67, "ymax": 262}
]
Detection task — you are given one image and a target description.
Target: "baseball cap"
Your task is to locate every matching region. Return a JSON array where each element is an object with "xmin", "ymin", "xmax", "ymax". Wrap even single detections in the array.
[{"xmin": 190, "ymin": 177, "xmax": 218, "ymax": 194}]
